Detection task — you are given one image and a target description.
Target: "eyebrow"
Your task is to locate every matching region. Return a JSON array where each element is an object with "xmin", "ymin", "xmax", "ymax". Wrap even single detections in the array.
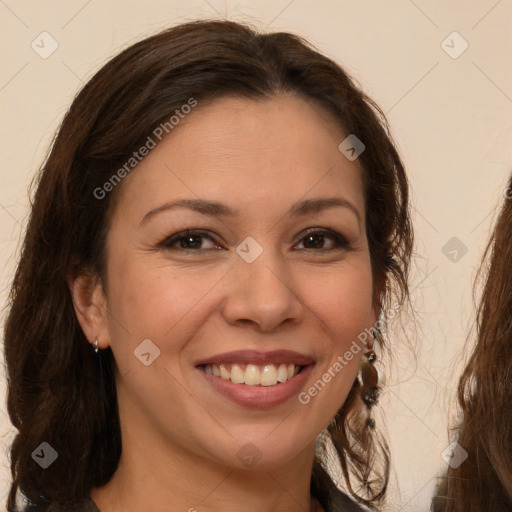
[{"xmin": 139, "ymin": 197, "xmax": 362, "ymax": 226}]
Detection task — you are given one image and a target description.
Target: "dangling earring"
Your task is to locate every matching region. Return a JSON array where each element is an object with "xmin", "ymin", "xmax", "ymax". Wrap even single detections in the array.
[
  {"xmin": 359, "ymin": 332, "xmax": 380, "ymax": 428},
  {"xmin": 93, "ymin": 339, "xmax": 99, "ymax": 353}
]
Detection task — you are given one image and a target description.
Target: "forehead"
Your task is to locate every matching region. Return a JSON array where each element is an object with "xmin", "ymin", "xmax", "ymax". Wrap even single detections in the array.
[{"xmin": 112, "ymin": 94, "xmax": 366, "ymax": 222}]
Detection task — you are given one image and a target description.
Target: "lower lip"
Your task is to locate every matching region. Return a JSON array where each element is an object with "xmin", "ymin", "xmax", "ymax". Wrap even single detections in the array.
[{"xmin": 198, "ymin": 365, "xmax": 314, "ymax": 408}]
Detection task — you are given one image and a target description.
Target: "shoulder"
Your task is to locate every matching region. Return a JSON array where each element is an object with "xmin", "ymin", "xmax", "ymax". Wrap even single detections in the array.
[
  {"xmin": 333, "ymin": 493, "xmax": 372, "ymax": 512},
  {"xmin": 23, "ymin": 497, "xmax": 99, "ymax": 512},
  {"xmin": 320, "ymin": 486, "xmax": 375, "ymax": 512}
]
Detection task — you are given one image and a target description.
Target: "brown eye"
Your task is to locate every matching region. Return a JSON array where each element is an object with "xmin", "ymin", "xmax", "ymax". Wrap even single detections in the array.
[
  {"xmin": 159, "ymin": 230, "xmax": 222, "ymax": 251},
  {"xmin": 295, "ymin": 229, "xmax": 350, "ymax": 251}
]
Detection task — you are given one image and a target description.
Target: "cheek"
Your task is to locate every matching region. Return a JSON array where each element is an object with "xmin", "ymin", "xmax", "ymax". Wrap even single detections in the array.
[
  {"xmin": 295, "ymin": 265, "xmax": 372, "ymax": 430},
  {"xmin": 306, "ymin": 262, "xmax": 374, "ymax": 344},
  {"xmin": 105, "ymin": 255, "xmax": 227, "ymax": 345},
  {"xmin": 301, "ymin": 261, "xmax": 372, "ymax": 399}
]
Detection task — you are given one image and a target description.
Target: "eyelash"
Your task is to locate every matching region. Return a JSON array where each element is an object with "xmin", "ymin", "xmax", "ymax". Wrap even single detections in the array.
[{"xmin": 158, "ymin": 228, "xmax": 350, "ymax": 252}]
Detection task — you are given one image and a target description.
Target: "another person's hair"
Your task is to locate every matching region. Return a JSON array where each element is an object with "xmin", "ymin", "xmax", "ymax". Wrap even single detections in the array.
[
  {"xmin": 432, "ymin": 175, "xmax": 512, "ymax": 512},
  {"xmin": 3, "ymin": 19, "xmax": 413, "ymax": 512}
]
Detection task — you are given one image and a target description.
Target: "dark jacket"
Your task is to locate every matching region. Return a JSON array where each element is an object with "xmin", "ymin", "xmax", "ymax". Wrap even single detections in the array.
[{"xmin": 28, "ymin": 486, "xmax": 369, "ymax": 512}]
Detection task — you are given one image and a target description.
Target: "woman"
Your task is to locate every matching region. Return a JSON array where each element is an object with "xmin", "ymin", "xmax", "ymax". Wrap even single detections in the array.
[
  {"xmin": 432, "ymin": 176, "xmax": 512, "ymax": 511},
  {"xmin": 3, "ymin": 20, "xmax": 413, "ymax": 512}
]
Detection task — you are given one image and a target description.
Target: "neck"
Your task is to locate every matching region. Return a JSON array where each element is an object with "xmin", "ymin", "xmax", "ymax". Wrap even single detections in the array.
[
  {"xmin": 91, "ymin": 403, "xmax": 321, "ymax": 512},
  {"xmin": 92, "ymin": 451, "xmax": 320, "ymax": 512}
]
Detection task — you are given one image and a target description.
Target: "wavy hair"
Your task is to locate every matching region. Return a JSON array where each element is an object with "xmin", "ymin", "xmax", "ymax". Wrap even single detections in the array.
[
  {"xmin": 3, "ymin": 19, "xmax": 413, "ymax": 511},
  {"xmin": 432, "ymin": 176, "xmax": 512, "ymax": 512}
]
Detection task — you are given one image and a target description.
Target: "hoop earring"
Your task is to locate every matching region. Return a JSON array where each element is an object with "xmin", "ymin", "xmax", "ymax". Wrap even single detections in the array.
[{"xmin": 359, "ymin": 349, "xmax": 379, "ymax": 429}]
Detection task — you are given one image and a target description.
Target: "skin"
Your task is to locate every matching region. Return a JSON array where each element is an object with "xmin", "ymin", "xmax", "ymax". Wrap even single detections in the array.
[{"xmin": 71, "ymin": 94, "xmax": 377, "ymax": 512}]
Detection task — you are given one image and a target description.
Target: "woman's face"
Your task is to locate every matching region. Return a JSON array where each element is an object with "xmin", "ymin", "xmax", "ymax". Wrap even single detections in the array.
[{"xmin": 94, "ymin": 94, "xmax": 376, "ymax": 471}]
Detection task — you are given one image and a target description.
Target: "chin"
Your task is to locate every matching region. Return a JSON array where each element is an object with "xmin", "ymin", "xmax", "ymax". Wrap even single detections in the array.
[{"xmin": 206, "ymin": 431, "xmax": 314, "ymax": 472}]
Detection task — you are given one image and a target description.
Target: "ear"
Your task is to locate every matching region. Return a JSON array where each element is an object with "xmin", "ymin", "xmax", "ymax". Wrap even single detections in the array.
[{"xmin": 68, "ymin": 270, "xmax": 110, "ymax": 350}]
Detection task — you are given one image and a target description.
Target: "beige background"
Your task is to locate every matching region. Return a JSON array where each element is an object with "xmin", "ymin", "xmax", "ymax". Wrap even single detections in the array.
[{"xmin": 1, "ymin": 1, "xmax": 511, "ymax": 510}]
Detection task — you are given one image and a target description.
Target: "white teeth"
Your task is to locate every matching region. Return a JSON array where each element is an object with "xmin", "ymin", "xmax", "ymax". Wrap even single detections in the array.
[
  {"xmin": 220, "ymin": 364, "xmax": 230, "ymax": 380},
  {"xmin": 260, "ymin": 364, "xmax": 278, "ymax": 386},
  {"xmin": 205, "ymin": 363, "xmax": 303, "ymax": 386},
  {"xmin": 277, "ymin": 364, "xmax": 288, "ymax": 383},
  {"xmin": 244, "ymin": 364, "xmax": 261, "ymax": 386},
  {"xmin": 231, "ymin": 364, "xmax": 245, "ymax": 384}
]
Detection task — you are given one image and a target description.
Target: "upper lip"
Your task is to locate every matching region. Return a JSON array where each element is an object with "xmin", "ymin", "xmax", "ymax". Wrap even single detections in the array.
[{"xmin": 195, "ymin": 349, "xmax": 315, "ymax": 367}]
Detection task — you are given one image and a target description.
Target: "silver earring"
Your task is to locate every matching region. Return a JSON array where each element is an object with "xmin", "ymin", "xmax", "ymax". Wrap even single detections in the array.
[
  {"xmin": 359, "ymin": 350, "xmax": 379, "ymax": 429},
  {"xmin": 93, "ymin": 339, "xmax": 99, "ymax": 353}
]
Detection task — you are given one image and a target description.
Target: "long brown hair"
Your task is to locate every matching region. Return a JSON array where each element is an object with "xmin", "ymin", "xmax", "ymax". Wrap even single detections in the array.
[
  {"xmin": 432, "ymin": 176, "xmax": 512, "ymax": 511},
  {"xmin": 3, "ymin": 19, "xmax": 413, "ymax": 511}
]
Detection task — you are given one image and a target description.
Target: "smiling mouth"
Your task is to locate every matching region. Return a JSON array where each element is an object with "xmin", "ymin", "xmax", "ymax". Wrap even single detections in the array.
[{"xmin": 200, "ymin": 363, "xmax": 305, "ymax": 386}]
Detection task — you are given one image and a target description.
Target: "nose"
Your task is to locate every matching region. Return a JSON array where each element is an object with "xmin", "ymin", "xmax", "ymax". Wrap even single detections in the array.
[{"xmin": 221, "ymin": 246, "xmax": 304, "ymax": 332}]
